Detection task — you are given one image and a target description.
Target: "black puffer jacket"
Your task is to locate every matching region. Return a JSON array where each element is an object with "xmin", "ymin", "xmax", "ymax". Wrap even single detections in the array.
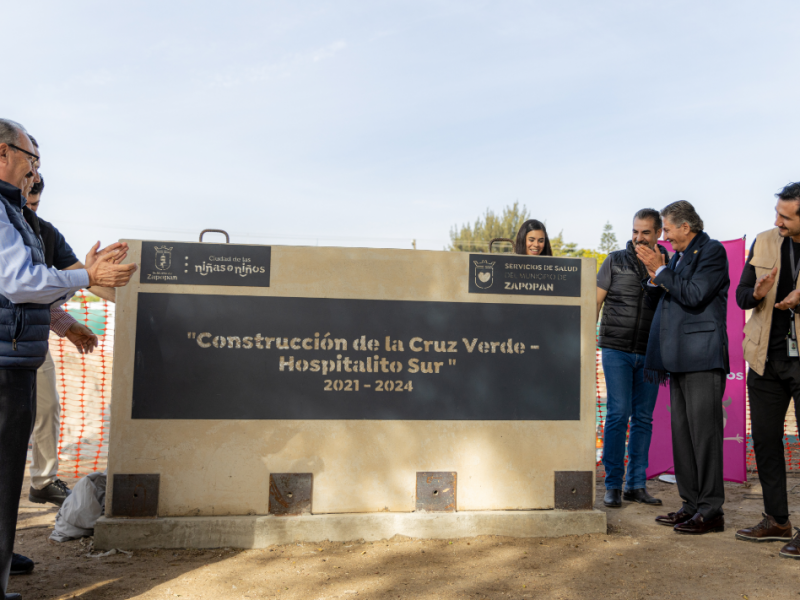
[
  {"xmin": 0, "ymin": 180, "xmax": 51, "ymax": 369},
  {"xmin": 598, "ymin": 241, "xmax": 670, "ymax": 354}
]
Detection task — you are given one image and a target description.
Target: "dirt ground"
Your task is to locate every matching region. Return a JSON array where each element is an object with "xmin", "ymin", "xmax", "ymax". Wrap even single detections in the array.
[{"xmin": 9, "ymin": 474, "xmax": 800, "ymax": 600}]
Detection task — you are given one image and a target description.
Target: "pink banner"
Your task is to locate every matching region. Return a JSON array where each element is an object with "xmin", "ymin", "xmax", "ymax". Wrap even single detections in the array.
[{"xmin": 646, "ymin": 238, "xmax": 747, "ymax": 483}]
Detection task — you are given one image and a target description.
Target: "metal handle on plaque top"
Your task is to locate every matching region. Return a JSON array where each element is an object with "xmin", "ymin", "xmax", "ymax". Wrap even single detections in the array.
[
  {"xmin": 489, "ymin": 237, "xmax": 514, "ymax": 253},
  {"xmin": 199, "ymin": 229, "xmax": 230, "ymax": 243}
]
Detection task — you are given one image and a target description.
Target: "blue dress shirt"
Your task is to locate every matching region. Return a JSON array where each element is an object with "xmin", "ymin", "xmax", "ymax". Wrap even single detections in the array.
[{"xmin": 0, "ymin": 183, "xmax": 88, "ymax": 304}]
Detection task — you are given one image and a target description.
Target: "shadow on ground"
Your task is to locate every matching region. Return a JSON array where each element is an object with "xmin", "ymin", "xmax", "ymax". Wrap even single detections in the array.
[{"xmin": 9, "ymin": 475, "xmax": 800, "ymax": 600}]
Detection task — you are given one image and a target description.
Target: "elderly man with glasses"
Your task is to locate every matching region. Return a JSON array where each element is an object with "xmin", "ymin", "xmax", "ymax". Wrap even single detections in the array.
[{"xmin": 0, "ymin": 118, "xmax": 137, "ymax": 600}]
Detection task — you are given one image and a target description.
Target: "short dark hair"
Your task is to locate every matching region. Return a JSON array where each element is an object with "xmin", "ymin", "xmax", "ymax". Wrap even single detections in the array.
[
  {"xmin": 661, "ymin": 200, "xmax": 704, "ymax": 234},
  {"xmin": 29, "ymin": 175, "xmax": 44, "ymax": 196},
  {"xmin": 514, "ymin": 219, "xmax": 553, "ymax": 256},
  {"xmin": 776, "ymin": 182, "xmax": 800, "ymax": 208},
  {"xmin": 633, "ymin": 208, "xmax": 662, "ymax": 230}
]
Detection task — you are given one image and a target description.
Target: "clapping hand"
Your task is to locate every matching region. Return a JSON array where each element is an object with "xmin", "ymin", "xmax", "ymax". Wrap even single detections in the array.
[
  {"xmin": 775, "ymin": 290, "xmax": 800, "ymax": 311},
  {"xmin": 85, "ymin": 241, "xmax": 128, "ymax": 267},
  {"xmin": 635, "ymin": 244, "xmax": 666, "ymax": 279},
  {"xmin": 754, "ymin": 267, "xmax": 778, "ymax": 301},
  {"xmin": 85, "ymin": 242, "xmax": 137, "ymax": 288}
]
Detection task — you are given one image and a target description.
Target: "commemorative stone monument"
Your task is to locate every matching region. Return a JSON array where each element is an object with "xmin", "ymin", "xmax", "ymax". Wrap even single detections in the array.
[{"xmin": 95, "ymin": 240, "xmax": 605, "ymax": 549}]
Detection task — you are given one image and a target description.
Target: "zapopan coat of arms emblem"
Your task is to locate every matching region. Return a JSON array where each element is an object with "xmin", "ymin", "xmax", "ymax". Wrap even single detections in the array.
[
  {"xmin": 473, "ymin": 260, "xmax": 495, "ymax": 289},
  {"xmin": 154, "ymin": 246, "xmax": 172, "ymax": 271}
]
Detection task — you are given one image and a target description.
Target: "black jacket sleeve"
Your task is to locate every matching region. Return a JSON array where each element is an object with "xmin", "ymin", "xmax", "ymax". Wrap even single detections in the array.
[
  {"xmin": 641, "ymin": 276, "xmax": 664, "ymax": 309},
  {"xmin": 652, "ymin": 241, "xmax": 728, "ymax": 308},
  {"xmin": 736, "ymin": 240, "xmax": 762, "ymax": 310},
  {"xmin": 50, "ymin": 225, "xmax": 79, "ymax": 270},
  {"xmin": 37, "ymin": 218, "xmax": 79, "ymax": 270}
]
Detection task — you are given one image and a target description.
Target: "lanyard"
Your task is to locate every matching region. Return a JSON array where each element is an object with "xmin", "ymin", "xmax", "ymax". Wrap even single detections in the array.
[
  {"xmin": 790, "ymin": 242, "xmax": 800, "ymax": 285},
  {"xmin": 789, "ymin": 242, "xmax": 800, "ymax": 343}
]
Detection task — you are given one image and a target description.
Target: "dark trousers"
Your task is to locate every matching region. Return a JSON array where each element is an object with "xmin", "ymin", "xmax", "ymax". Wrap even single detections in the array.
[
  {"xmin": 0, "ymin": 369, "xmax": 37, "ymax": 599},
  {"xmin": 747, "ymin": 360, "xmax": 800, "ymax": 521},
  {"xmin": 670, "ymin": 370, "xmax": 726, "ymax": 519}
]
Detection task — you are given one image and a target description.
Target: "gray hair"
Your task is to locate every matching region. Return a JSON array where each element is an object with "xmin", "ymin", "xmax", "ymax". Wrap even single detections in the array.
[
  {"xmin": 661, "ymin": 200, "xmax": 704, "ymax": 233},
  {"xmin": 0, "ymin": 119, "xmax": 28, "ymax": 147}
]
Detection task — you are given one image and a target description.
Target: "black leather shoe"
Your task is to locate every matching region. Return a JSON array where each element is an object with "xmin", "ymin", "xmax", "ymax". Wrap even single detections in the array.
[
  {"xmin": 603, "ymin": 489, "xmax": 622, "ymax": 508},
  {"xmin": 10, "ymin": 553, "xmax": 34, "ymax": 575},
  {"xmin": 29, "ymin": 479, "xmax": 71, "ymax": 506},
  {"xmin": 623, "ymin": 488, "xmax": 663, "ymax": 505},
  {"xmin": 5, "ymin": 593, "xmax": 22, "ymax": 599},
  {"xmin": 655, "ymin": 507, "xmax": 694, "ymax": 526},
  {"xmin": 674, "ymin": 513, "xmax": 725, "ymax": 535}
]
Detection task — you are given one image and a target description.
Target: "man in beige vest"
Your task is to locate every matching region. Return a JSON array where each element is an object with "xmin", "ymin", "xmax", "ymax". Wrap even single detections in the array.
[{"xmin": 734, "ymin": 181, "xmax": 800, "ymax": 560}]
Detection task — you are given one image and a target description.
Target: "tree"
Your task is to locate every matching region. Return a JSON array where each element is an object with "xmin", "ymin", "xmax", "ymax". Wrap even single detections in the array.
[
  {"xmin": 578, "ymin": 248, "xmax": 608, "ymax": 273},
  {"xmin": 599, "ymin": 221, "xmax": 619, "ymax": 254},
  {"xmin": 449, "ymin": 201, "xmax": 530, "ymax": 253},
  {"xmin": 550, "ymin": 231, "xmax": 581, "ymax": 257},
  {"xmin": 449, "ymin": 204, "xmax": 605, "ymax": 270}
]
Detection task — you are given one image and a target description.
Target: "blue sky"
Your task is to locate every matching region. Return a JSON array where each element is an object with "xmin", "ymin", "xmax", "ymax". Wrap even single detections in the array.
[{"xmin": 5, "ymin": 1, "xmax": 799, "ymax": 256}]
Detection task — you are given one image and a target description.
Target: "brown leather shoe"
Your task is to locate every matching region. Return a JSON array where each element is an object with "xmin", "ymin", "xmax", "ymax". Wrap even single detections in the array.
[
  {"xmin": 674, "ymin": 513, "xmax": 725, "ymax": 535},
  {"xmin": 655, "ymin": 507, "xmax": 694, "ymax": 527},
  {"xmin": 735, "ymin": 514, "xmax": 793, "ymax": 542},
  {"xmin": 779, "ymin": 528, "xmax": 800, "ymax": 560}
]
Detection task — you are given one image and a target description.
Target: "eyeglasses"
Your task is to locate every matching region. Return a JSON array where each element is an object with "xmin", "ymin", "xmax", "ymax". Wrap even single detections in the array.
[{"xmin": 7, "ymin": 143, "xmax": 40, "ymax": 169}]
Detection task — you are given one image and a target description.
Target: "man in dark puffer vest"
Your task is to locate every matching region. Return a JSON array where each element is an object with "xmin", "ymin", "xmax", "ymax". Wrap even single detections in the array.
[
  {"xmin": 596, "ymin": 209, "xmax": 670, "ymax": 509},
  {"xmin": 0, "ymin": 119, "xmax": 137, "ymax": 600}
]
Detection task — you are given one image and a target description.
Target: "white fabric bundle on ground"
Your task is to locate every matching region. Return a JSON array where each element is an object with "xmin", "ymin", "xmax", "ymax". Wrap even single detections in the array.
[{"xmin": 50, "ymin": 471, "xmax": 106, "ymax": 542}]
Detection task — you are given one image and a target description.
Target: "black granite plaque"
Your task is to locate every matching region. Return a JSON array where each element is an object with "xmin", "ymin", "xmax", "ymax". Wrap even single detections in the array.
[
  {"xmin": 139, "ymin": 242, "xmax": 271, "ymax": 287},
  {"xmin": 131, "ymin": 293, "xmax": 581, "ymax": 420},
  {"xmin": 468, "ymin": 254, "xmax": 581, "ymax": 297}
]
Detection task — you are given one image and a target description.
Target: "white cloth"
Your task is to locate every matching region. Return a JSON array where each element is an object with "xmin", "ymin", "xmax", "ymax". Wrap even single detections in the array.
[
  {"xmin": 50, "ymin": 471, "xmax": 106, "ymax": 542},
  {"xmin": 30, "ymin": 350, "xmax": 61, "ymax": 489}
]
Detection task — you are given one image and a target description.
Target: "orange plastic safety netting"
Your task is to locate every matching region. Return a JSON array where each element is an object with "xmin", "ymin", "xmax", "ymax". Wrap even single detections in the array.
[{"xmin": 50, "ymin": 290, "xmax": 113, "ymax": 480}]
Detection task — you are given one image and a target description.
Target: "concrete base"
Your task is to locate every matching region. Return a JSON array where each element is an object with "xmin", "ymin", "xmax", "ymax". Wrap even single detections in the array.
[{"xmin": 94, "ymin": 510, "xmax": 606, "ymax": 550}]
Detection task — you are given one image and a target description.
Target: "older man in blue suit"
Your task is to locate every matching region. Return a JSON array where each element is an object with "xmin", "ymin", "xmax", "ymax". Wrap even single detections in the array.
[{"xmin": 635, "ymin": 200, "xmax": 730, "ymax": 535}]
